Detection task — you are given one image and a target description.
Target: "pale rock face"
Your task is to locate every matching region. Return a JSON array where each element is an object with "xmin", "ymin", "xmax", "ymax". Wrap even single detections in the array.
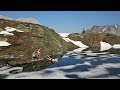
[
  {"xmin": 16, "ymin": 18, "xmax": 40, "ymax": 24},
  {"xmin": 0, "ymin": 15, "xmax": 13, "ymax": 20}
]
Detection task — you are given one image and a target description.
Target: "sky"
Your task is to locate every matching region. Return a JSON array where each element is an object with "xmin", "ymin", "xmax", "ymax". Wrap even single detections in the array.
[{"xmin": 0, "ymin": 11, "xmax": 120, "ymax": 33}]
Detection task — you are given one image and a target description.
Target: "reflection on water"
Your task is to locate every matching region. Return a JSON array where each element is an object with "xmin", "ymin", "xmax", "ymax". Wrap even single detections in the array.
[{"xmin": 0, "ymin": 47, "xmax": 120, "ymax": 79}]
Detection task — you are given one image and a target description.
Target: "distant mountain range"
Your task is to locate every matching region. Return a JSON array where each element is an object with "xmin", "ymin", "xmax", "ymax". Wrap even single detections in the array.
[{"xmin": 86, "ymin": 25, "xmax": 120, "ymax": 36}]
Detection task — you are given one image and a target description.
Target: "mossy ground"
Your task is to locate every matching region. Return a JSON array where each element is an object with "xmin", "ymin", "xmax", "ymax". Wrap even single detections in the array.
[
  {"xmin": 0, "ymin": 19, "xmax": 78, "ymax": 67},
  {"xmin": 68, "ymin": 33, "xmax": 120, "ymax": 48}
]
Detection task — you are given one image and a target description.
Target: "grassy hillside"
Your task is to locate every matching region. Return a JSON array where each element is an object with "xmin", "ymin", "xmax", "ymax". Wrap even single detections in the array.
[
  {"xmin": 0, "ymin": 19, "xmax": 78, "ymax": 66},
  {"xmin": 68, "ymin": 33, "xmax": 120, "ymax": 48}
]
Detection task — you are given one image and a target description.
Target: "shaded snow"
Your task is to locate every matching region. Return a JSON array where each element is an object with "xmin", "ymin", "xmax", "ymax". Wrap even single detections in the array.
[{"xmin": 5, "ymin": 63, "xmax": 120, "ymax": 79}]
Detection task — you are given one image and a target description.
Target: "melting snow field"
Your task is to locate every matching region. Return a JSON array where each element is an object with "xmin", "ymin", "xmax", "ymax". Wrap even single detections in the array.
[
  {"xmin": 59, "ymin": 33, "xmax": 88, "ymax": 48},
  {"xmin": 0, "ymin": 47, "xmax": 119, "ymax": 79}
]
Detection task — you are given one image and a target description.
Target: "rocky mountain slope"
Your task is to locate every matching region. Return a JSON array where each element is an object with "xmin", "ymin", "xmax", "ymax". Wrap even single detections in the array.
[
  {"xmin": 0, "ymin": 19, "xmax": 78, "ymax": 67},
  {"xmin": 86, "ymin": 25, "xmax": 120, "ymax": 36},
  {"xmin": 16, "ymin": 18, "xmax": 40, "ymax": 24}
]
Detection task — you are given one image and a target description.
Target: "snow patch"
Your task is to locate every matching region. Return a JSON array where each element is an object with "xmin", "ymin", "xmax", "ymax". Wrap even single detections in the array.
[
  {"xmin": 5, "ymin": 26, "xmax": 23, "ymax": 32},
  {"xmin": 73, "ymin": 47, "xmax": 87, "ymax": 53},
  {"xmin": 100, "ymin": 41, "xmax": 112, "ymax": 47},
  {"xmin": 59, "ymin": 33, "xmax": 70, "ymax": 38},
  {"xmin": 100, "ymin": 41, "xmax": 112, "ymax": 51},
  {"xmin": 5, "ymin": 27, "xmax": 17, "ymax": 32},
  {"xmin": 100, "ymin": 41, "xmax": 120, "ymax": 51},
  {"xmin": 115, "ymin": 24, "xmax": 118, "ymax": 28},
  {"xmin": 0, "ymin": 31, "xmax": 14, "ymax": 36},
  {"xmin": 0, "ymin": 41, "xmax": 11, "ymax": 46},
  {"xmin": 62, "ymin": 37, "xmax": 88, "ymax": 48},
  {"xmin": 113, "ymin": 44, "xmax": 120, "ymax": 49},
  {"xmin": 0, "ymin": 26, "xmax": 23, "ymax": 36}
]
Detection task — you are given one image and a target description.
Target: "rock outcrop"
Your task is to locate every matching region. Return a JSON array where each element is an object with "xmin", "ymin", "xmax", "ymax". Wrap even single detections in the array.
[
  {"xmin": 16, "ymin": 18, "xmax": 40, "ymax": 25},
  {"xmin": 0, "ymin": 15, "xmax": 13, "ymax": 20}
]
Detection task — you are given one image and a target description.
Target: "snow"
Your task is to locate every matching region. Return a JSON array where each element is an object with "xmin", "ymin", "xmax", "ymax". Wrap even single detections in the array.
[
  {"xmin": 113, "ymin": 44, "xmax": 120, "ymax": 49},
  {"xmin": 0, "ymin": 31, "xmax": 14, "ymax": 36},
  {"xmin": 5, "ymin": 63, "xmax": 120, "ymax": 79},
  {"xmin": 59, "ymin": 33, "xmax": 120, "ymax": 49},
  {"xmin": 59, "ymin": 33, "xmax": 70, "ymax": 38},
  {"xmin": 62, "ymin": 37, "xmax": 88, "ymax": 47},
  {"xmin": 0, "ymin": 67, "xmax": 23, "ymax": 75},
  {"xmin": 0, "ymin": 26, "xmax": 23, "ymax": 36},
  {"xmin": 67, "ymin": 38, "xmax": 88, "ymax": 47},
  {"xmin": 5, "ymin": 27, "xmax": 17, "ymax": 32},
  {"xmin": 73, "ymin": 47, "xmax": 87, "ymax": 53},
  {"xmin": 100, "ymin": 46, "xmax": 112, "ymax": 51},
  {"xmin": 100, "ymin": 41, "xmax": 120, "ymax": 51},
  {"xmin": 52, "ymin": 58, "xmax": 59, "ymax": 62},
  {"xmin": 0, "ymin": 41, "xmax": 11, "ymax": 46},
  {"xmin": 115, "ymin": 25, "xmax": 117, "ymax": 28},
  {"xmin": 59, "ymin": 33, "xmax": 88, "ymax": 47},
  {"xmin": 5, "ymin": 26, "xmax": 23, "ymax": 32},
  {"xmin": 100, "ymin": 41, "xmax": 112, "ymax": 47},
  {"xmin": 2, "ymin": 44, "xmax": 120, "ymax": 79},
  {"xmin": 100, "ymin": 41, "xmax": 112, "ymax": 51}
]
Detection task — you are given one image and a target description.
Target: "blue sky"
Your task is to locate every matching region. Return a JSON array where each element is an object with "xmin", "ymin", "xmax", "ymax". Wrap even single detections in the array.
[{"xmin": 0, "ymin": 11, "xmax": 120, "ymax": 33}]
